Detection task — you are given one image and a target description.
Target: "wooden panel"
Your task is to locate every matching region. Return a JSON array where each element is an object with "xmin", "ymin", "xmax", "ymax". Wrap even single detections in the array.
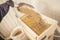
[{"xmin": 19, "ymin": 6, "xmax": 51, "ymax": 35}]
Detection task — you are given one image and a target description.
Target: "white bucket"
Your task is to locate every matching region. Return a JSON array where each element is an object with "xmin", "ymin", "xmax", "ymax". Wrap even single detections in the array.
[{"xmin": 8, "ymin": 27, "xmax": 29, "ymax": 40}]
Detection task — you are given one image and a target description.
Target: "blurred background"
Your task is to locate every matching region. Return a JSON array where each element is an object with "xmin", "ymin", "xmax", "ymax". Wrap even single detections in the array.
[{"xmin": 0, "ymin": 0, "xmax": 60, "ymax": 40}]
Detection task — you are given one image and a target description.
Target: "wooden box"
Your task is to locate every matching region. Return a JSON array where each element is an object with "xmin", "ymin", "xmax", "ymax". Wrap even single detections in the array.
[
  {"xmin": 18, "ymin": 14, "xmax": 58, "ymax": 40},
  {"xmin": 18, "ymin": 6, "xmax": 58, "ymax": 40}
]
